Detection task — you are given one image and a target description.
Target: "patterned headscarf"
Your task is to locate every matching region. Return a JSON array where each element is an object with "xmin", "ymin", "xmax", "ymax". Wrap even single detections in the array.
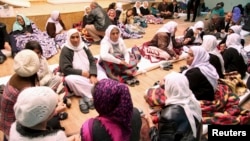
[
  {"xmin": 183, "ymin": 46, "xmax": 219, "ymax": 91},
  {"xmin": 165, "ymin": 72, "xmax": 202, "ymax": 138},
  {"xmin": 13, "ymin": 14, "xmax": 31, "ymax": 32},
  {"xmin": 93, "ymin": 79, "xmax": 133, "ymax": 141}
]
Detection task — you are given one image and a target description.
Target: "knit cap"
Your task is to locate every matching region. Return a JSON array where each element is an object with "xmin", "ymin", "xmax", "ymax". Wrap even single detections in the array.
[
  {"xmin": 13, "ymin": 49, "xmax": 40, "ymax": 77},
  {"xmin": 14, "ymin": 86, "xmax": 58, "ymax": 127}
]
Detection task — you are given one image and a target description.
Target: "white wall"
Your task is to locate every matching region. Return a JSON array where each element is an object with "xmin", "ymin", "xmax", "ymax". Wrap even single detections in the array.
[{"xmin": 205, "ymin": 0, "xmax": 248, "ymax": 12}]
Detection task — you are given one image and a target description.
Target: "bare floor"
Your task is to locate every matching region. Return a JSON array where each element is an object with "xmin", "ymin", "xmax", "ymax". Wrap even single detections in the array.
[{"xmin": 0, "ymin": 1, "xmax": 250, "ymax": 140}]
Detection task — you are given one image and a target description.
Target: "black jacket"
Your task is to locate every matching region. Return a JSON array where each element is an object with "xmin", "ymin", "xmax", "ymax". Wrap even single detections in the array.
[
  {"xmin": 150, "ymin": 105, "xmax": 202, "ymax": 141},
  {"xmin": 185, "ymin": 68, "xmax": 215, "ymax": 101},
  {"xmin": 184, "ymin": 28, "xmax": 204, "ymax": 45}
]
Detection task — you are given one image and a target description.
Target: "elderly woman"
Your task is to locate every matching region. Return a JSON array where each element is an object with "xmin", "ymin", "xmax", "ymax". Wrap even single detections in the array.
[
  {"xmin": 222, "ymin": 33, "xmax": 247, "ymax": 79},
  {"xmin": 219, "ymin": 25, "xmax": 245, "ymax": 51},
  {"xmin": 9, "ymin": 14, "xmax": 57, "ymax": 58},
  {"xmin": 147, "ymin": 21, "xmax": 183, "ymax": 60},
  {"xmin": 183, "ymin": 46, "xmax": 219, "ymax": 101},
  {"xmin": 80, "ymin": 79, "xmax": 142, "ymax": 141},
  {"xmin": 148, "ymin": 72, "xmax": 203, "ymax": 141},
  {"xmin": 202, "ymin": 35, "xmax": 224, "ymax": 78},
  {"xmin": 99, "ymin": 25, "xmax": 141, "ymax": 87},
  {"xmin": 46, "ymin": 10, "xmax": 67, "ymax": 48},
  {"xmin": 59, "ymin": 28, "xmax": 108, "ymax": 114},
  {"xmin": 183, "ymin": 21, "xmax": 204, "ymax": 46}
]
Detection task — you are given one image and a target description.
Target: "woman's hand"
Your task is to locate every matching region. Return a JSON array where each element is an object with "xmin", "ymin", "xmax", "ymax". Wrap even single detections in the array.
[
  {"xmin": 183, "ymin": 38, "xmax": 191, "ymax": 45},
  {"xmin": 82, "ymin": 71, "xmax": 90, "ymax": 78},
  {"xmin": 4, "ymin": 42, "xmax": 11, "ymax": 51},
  {"xmin": 120, "ymin": 60, "xmax": 129, "ymax": 67},
  {"xmin": 89, "ymin": 75, "xmax": 98, "ymax": 84}
]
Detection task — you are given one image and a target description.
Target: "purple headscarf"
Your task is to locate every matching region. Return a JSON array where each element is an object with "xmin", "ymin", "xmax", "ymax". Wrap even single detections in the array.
[{"xmin": 93, "ymin": 78, "xmax": 133, "ymax": 141}]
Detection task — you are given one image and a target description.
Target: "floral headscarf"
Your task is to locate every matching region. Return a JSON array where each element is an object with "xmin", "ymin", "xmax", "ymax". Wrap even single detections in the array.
[{"xmin": 93, "ymin": 79, "xmax": 133, "ymax": 141}]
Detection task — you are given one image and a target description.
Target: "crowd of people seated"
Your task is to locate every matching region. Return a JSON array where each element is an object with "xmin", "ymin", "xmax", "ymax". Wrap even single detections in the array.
[{"xmin": 1, "ymin": 1, "xmax": 250, "ymax": 141}]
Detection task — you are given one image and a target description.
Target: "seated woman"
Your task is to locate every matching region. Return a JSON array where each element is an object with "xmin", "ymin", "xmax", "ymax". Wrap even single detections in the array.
[
  {"xmin": 202, "ymin": 35, "xmax": 225, "ymax": 78},
  {"xmin": 0, "ymin": 22, "xmax": 12, "ymax": 64},
  {"xmin": 148, "ymin": 72, "xmax": 202, "ymax": 141},
  {"xmin": 146, "ymin": 21, "xmax": 183, "ymax": 61},
  {"xmin": 108, "ymin": 9, "xmax": 119, "ymax": 25},
  {"xmin": 182, "ymin": 46, "xmax": 219, "ymax": 101},
  {"xmin": 219, "ymin": 25, "xmax": 245, "ymax": 52},
  {"xmin": 46, "ymin": 10, "xmax": 67, "ymax": 48},
  {"xmin": 107, "ymin": 2, "xmax": 122, "ymax": 24},
  {"xmin": 132, "ymin": 1, "xmax": 148, "ymax": 28},
  {"xmin": 72, "ymin": 6, "xmax": 93, "ymax": 45},
  {"xmin": 150, "ymin": 3, "xmax": 160, "ymax": 17},
  {"xmin": 80, "ymin": 79, "xmax": 142, "ymax": 141},
  {"xmin": 99, "ymin": 25, "xmax": 141, "ymax": 86},
  {"xmin": 183, "ymin": 21, "xmax": 204, "ymax": 46},
  {"xmin": 25, "ymin": 41, "xmax": 62, "ymax": 92},
  {"xmin": 223, "ymin": 33, "xmax": 247, "ymax": 79},
  {"xmin": 9, "ymin": 86, "xmax": 77, "ymax": 140},
  {"xmin": 211, "ymin": 2, "xmax": 225, "ymax": 18},
  {"xmin": 59, "ymin": 29, "xmax": 108, "ymax": 114},
  {"xmin": 140, "ymin": 1, "xmax": 163, "ymax": 24},
  {"xmin": 123, "ymin": 8, "xmax": 145, "ymax": 35},
  {"xmin": 9, "ymin": 14, "xmax": 57, "ymax": 59}
]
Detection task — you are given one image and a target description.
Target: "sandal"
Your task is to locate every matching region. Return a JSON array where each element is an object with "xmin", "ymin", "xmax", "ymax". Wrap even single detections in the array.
[
  {"xmin": 79, "ymin": 98, "xmax": 89, "ymax": 114},
  {"xmin": 132, "ymin": 78, "xmax": 140, "ymax": 85},
  {"xmin": 125, "ymin": 79, "xmax": 135, "ymax": 87},
  {"xmin": 63, "ymin": 96, "xmax": 71, "ymax": 108},
  {"xmin": 58, "ymin": 112, "xmax": 68, "ymax": 120}
]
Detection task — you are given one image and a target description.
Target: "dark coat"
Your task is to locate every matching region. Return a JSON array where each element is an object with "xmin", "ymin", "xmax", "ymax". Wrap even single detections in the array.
[
  {"xmin": 150, "ymin": 105, "xmax": 202, "ymax": 141},
  {"xmin": 86, "ymin": 5, "xmax": 112, "ymax": 31},
  {"xmin": 185, "ymin": 68, "xmax": 215, "ymax": 101}
]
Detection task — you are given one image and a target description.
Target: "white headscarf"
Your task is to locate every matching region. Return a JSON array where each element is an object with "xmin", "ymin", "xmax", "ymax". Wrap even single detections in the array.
[
  {"xmin": 226, "ymin": 33, "xmax": 242, "ymax": 53},
  {"xmin": 202, "ymin": 35, "xmax": 225, "ymax": 73},
  {"xmin": 183, "ymin": 46, "xmax": 219, "ymax": 91},
  {"xmin": 103, "ymin": 25, "xmax": 122, "ymax": 45},
  {"xmin": 229, "ymin": 25, "xmax": 241, "ymax": 35},
  {"xmin": 164, "ymin": 72, "xmax": 202, "ymax": 138},
  {"xmin": 189, "ymin": 21, "xmax": 204, "ymax": 43},
  {"xmin": 45, "ymin": 10, "xmax": 63, "ymax": 34},
  {"xmin": 193, "ymin": 21, "xmax": 204, "ymax": 30},
  {"xmin": 142, "ymin": 1, "xmax": 149, "ymax": 9},
  {"xmin": 156, "ymin": 21, "xmax": 177, "ymax": 36},
  {"xmin": 64, "ymin": 28, "xmax": 87, "ymax": 51},
  {"xmin": 226, "ymin": 33, "xmax": 248, "ymax": 64},
  {"xmin": 116, "ymin": 2, "xmax": 123, "ymax": 12},
  {"xmin": 64, "ymin": 29, "xmax": 90, "ymax": 71},
  {"xmin": 134, "ymin": 1, "xmax": 142, "ymax": 15}
]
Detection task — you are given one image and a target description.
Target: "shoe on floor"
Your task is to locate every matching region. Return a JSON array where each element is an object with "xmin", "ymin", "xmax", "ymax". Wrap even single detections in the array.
[
  {"xmin": 79, "ymin": 98, "xmax": 89, "ymax": 114},
  {"xmin": 184, "ymin": 19, "xmax": 190, "ymax": 22},
  {"xmin": 0, "ymin": 55, "xmax": 7, "ymax": 64},
  {"xmin": 86, "ymin": 99, "xmax": 95, "ymax": 110}
]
